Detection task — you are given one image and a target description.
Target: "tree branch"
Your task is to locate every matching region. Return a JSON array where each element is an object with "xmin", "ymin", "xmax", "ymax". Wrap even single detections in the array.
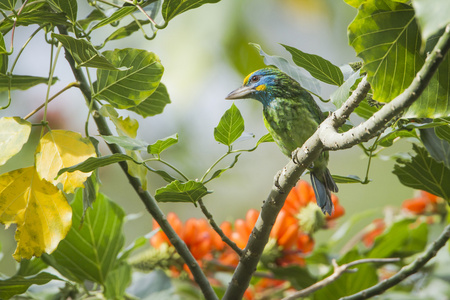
[
  {"xmin": 340, "ymin": 224, "xmax": 450, "ymax": 300},
  {"xmin": 56, "ymin": 27, "xmax": 218, "ymax": 300},
  {"xmin": 282, "ymin": 258, "xmax": 400, "ymax": 300},
  {"xmin": 223, "ymin": 24, "xmax": 450, "ymax": 300}
]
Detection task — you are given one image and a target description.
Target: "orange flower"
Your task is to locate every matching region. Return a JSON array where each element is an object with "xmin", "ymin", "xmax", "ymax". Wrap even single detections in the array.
[
  {"xmin": 361, "ymin": 219, "xmax": 385, "ymax": 247},
  {"xmin": 401, "ymin": 190, "xmax": 441, "ymax": 215}
]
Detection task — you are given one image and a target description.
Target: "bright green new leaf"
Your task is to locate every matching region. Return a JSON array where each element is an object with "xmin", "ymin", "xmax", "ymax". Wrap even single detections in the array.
[
  {"xmin": 0, "ymin": 117, "xmax": 31, "ymax": 166},
  {"xmin": 0, "ymin": 272, "xmax": 63, "ymax": 300},
  {"xmin": 47, "ymin": 0, "xmax": 77, "ymax": 22},
  {"xmin": 147, "ymin": 134, "xmax": 178, "ymax": 155},
  {"xmin": 94, "ymin": 49, "xmax": 164, "ymax": 109},
  {"xmin": 281, "ymin": 44, "xmax": 344, "ymax": 86},
  {"xmin": 256, "ymin": 132, "xmax": 274, "ymax": 146},
  {"xmin": 214, "ymin": 103, "xmax": 244, "ymax": 146},
  {"xmin": 128, "ymin": 83, "xmax": 171, "ymax": 117},
  {"xmin": 45, "ymin": 191, "xmax": 125, "ymax": 284},
  {"xmin": 330, "ymin": 71, "xmax": 361, "ymax": 108},
  {"xmin": 162, "ymin": 0, "xmax": 221, "ymax": 23},
  {"xmin": 412, "ymin": 0, "xmax": 450, "ymax": 42},
  {"xmin": 52, "ymin": 34, "xmax": 120, "ymax": 70},
  {"xmin": 58, "ymin": 153, "xmax": 136, "ymax": 175},
  {"xmin": 35, "ymin": 130, "xmax": 97, "ymax": 194},
  {"xmin": 393, "ymin": 144, "xmax": 450, "ymax": 201},
  {"xmin": 0, "ymin": 74, "xmax": 57, "ymax": 91},
  {"xmin": 91, "ymin": 6, "xmax": 136, "ymax": 31},
  {"xmin": 102, "ymin": 135, "xmax": 149, "ymax": 151},
  {"xmin": 0, "ymin": 167, "xmax": 72, "ymax": 261},
  {"xmin": 155, "ymin": 180, "xmax": 209, "ymax": 204}
]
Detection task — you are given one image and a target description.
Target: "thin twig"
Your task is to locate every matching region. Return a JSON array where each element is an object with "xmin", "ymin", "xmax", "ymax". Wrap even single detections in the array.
[
  {"xmin": 340, "ymin": 224, "xmax": 450, "ymax": 300},
  {"xmin": 24, "ymin": 82, "xmax": 80, "ymax": 120},
  {"xmin": 198, "ymin": 199, "xmax": 243, "ymax": 256},
  {"xmin": 282, "ymin": 258, "xmax": 400, "ymax": 300}
]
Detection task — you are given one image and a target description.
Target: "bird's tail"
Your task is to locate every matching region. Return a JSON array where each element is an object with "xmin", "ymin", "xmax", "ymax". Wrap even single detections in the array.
[{"xmin": 310, "ymin": 168, "xmax": 338, "ymax": 215}]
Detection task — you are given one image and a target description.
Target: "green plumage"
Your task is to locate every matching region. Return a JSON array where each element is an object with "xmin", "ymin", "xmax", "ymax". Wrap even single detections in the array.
[{"xmin": 226, "ymin": 68, "xmax": 338, "ymax": 215}]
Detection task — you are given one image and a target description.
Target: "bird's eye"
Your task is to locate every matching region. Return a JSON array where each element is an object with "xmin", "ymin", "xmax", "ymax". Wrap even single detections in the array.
[{"xmin": 250, "ymin": 75, "xmax": 260, "ymax": 83}]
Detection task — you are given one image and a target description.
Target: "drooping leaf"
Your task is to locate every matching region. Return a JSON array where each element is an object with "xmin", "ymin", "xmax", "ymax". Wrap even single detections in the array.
[
  {"xmin": 330, "ymin": 71, "xmax": 361, "ymax": 108},
  {"xmin": 44, "ymin": 191, "xmax": 125, "ymax": 284},
  {"xmin": 147, "ymin": 134, "xmax": 178, "ymax": 155},
  {"xmin": 0, "ymin": 272, "xmax": 63, "ymax": 300},
  {"xmin": 162, "ymin": 0, "xmax": 221, "ymax": 23},
  {"xmin": 250, "ymin": 43, "xmax": 321, "ymax": 95},
  {"xmin": 47, "ymin": 0, "xmax": 77, "ymax": 22},
  {"xmin": 420, "ymin": 127, "xmax": 450, "ymax": 169},
  {"xmin": 412, "ymin": 0, "xmax": 450, "ymax": 42},
  {"xmin": 58, "ymin": 153, "xmax": 136, "ymax": 175},
  {"xmin": 393, "ymin": 144, "xmax": 450, "ymax": 201},
  {"xmin": 0, "ymin": 74, "xmax": 57, "ymax": 91},
  {"xmin": 155, "ymin": 180, "xmax": 209, "ymax": 204},
  {"xmin": 94, "ymin": 49, "xmax": 164, "ymax": 109},
  {"xmin": 52, "ymin": 34, "xmax": 121, "ymax": 70},
  {"xmin": 205, "ymin": 154, "xmax": 241, "ymax": 183},
  {"xmin": 35, "ymin": 130, "xmax": 97, "ymax": 194},
  {"xmin": 214, "ymin": 103, "xmax": 244, "ymax": 146},
  {"xmin": 99, "ymin": 104, "xmax": 139, "ymax": 138},
  {"xmin": 102, "ymin": 135, "xmax": 149, "ymax": 151},
  {"xmin": 332, "ymin": 174, "xmax": 365, "ymax": 184},
  {"xmin": 281, "ymin": 44, "xmax": 344, "ymax": 86},
  {"xmin": 128, "ymin": 83, "xmax": 171, "ymax": 117},
  {"xmin": 105, "ymin": 19, "xmax": 151, "ymax": 44},
  {"xmin": 91, "ymin": 6, "xmax": 136, "ymax": 31},
  {"xmin": 0, "ymin": 167, "xmax": 72, "ymax": 261},
  {"xmin": 0, "ymin": 117, "xmax": 31, "ymax": 166}
]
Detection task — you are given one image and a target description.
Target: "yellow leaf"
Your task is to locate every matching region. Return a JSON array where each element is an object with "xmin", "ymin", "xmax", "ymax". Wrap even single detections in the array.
[
  {"xmin": 35, "ymin": 130, "xmax": 97, "ymax": 193},
  {"xmin": 0, "ymin": 167, "xmax": 72, "ymax": 261},
  {"xmin": 99, "ymin": 105, "xmax": 139, "ymax": 138},
  {"xmin": 0, "ymin": 117, "xmax": 31, "ymax": 166}
]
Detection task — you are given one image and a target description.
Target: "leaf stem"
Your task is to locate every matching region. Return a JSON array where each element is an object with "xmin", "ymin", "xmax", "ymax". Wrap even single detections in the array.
[
  {"xmin": 200, "ymin": 151, "xmax": 231, "ymax": 182},
  {"xmin": 145, "ymin": 158, "xmax": 189, "ymax": 181}
]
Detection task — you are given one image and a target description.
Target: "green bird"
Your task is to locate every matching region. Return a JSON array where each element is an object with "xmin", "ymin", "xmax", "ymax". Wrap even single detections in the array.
[{"xmin": 226, "ymin": 67, "xmax": 338, "ymax": 215}]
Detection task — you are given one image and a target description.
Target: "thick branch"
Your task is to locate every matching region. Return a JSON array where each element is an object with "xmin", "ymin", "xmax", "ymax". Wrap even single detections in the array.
[
  {"xmin": 340, "ymin": 224, "xmax": 450, "ymax": 300},
  {"xmin": 223, "ymin": 24, "xmax": 450, "ymax": 300},
  {"xmin": 56, "ymin": 27, "xmax": 218, "ymax": 300},
  {"xmin": 282, "ymin": 258, "xmax": 400, "ymax": 300}
]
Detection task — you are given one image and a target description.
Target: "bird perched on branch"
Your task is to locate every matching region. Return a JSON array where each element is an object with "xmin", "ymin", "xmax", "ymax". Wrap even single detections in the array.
[{"xmin": 226, "ymin": 67, "xmax": 338, "ymax": 215}]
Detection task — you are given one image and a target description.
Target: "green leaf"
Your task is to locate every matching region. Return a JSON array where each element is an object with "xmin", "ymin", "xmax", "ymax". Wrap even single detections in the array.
[
  {"xmin": 0, "ymin": 10, "xmax": 69, "ymax": 34},
  {"xmin": 47, "ymin": 0, "xmax": 77, "ymax": 22},
  {"xmin": 147, "ymin": 134, "xmax": 178, "ymax": 155},
  {"xmin": 102, "ymin": 135, "xmax": 149, "ymax": 151},
  {"xmin": 127, "ymin": 150, "xmax": 148, "ymax": 191},
  {"xmin": 332, "ymin": 174, "xmax": 365, "ymax": 184},
  {"xmin": 0, "ymin": 74, "xmax": 57, "ymax": 91},
  {"xmin": 99, "ymin": 104, "xmax": 139, "ymax": 137},
  {"xmin": 0, "ymin": 0, "xmax": 17, "ymax": 10},
  {"xmin": 128, "ymin": 83, "xmax": 171, "ymax": 117},
  {"xmin": 330, "ymin": 71, "xmax": 361, "ymax": 108},
  {"xmin": 0, "ymin": 32, "xmax": 7, "ymax": 54},
  {"xmin": 412, "ymin": 0, "xmax": 450, "ymax": 42},
  {"xmin": 368, "ymin": 219, "xmax": 428, "ymax": 258},
  {"xmin": 0, "ymin": 117, "xmax": 31, "ymax": 166},
  {"xmin": 91, "ymin": 6, "xmax": 136, "ymax": 31},
  {"xmin": 393, "ymin": 144, "xmax": 450, "ymax": 201},
  {"xmin": 214, "ymin": 103, "xmax": 244, "ymax": 146},
  {"xmin": 105, "ymin": 19, "xmax": 151, "ymax": 44},
  {"xmin": 435, "ymin": 125, "xmax": 450, "ymax": 143},
  {"xmin": 104, "ymin": 262, "xmax": 132, "ymax": 300},
  {"xmin": 378, "ymin": 129, "xmax": 418, "ymax": 147},
  {"xmin": 150, "ymin": 169, "xmax": 177, "ymax": 183},
  {"xmin": 82, "ymin": 173, "xmax": 99, "ymax": 222},
  {"xmin": 58, "ymin": 153, "xmax": 136, "ymax": 175},
  {"xmin": 256, "ymin": 132, "xmax": 274, "ymax": 146},
  {"xmin": 51, "ymin": 33, "xmax": 119, "ymax": 70},
  {"xmin": 155, "ymin": 180, "xmax": 209, "ymax": 204},
  {"xmin": 16, "ymin": 258, "xmax": 47, "ymax": 276},
  {"xmin": 270, "ymin": 265, "xmax": 316, "ymax": 290},
  {"xmin": 94, "ymin": 48, "xmax": 164, "ymax": 109},
  {"xmin": 420, "ymin": 127, "xmax": 450, "ymax": 169},
  {"xmin": 78, "ymin": 9, "xmax": 106, "ymax": 30},
  {"xmin": 162, "ymin": 0, "xmax": 221, "ymax": 23},
  {"xmin": 44, "ymin": 191, "xmax": 125, "ymax": 284},
  {"xmin": 250, "ymin": 43, "xmax": 321, "ymax": 95},
  {"xmin": 0, "ymin": 272, "xmax": 63, "ymax": 300},
  {"xmin": 281, "ymin": 44, "xmax": 344, "ymax": 86},
  {"xmin": 354, "ymin": 98, "xmax": 382, "ymax": 119},
  {"xmin": 205, "ymin": 154, "xmax": 241, "ymax": 183}
]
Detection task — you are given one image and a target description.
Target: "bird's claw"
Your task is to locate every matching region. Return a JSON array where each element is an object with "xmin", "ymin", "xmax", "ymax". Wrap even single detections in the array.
[
  {"xmin": 274, "ymin": 170, "xmax": 285, "ymax": 194},
  {"xmin": 292, "ymin": 148, "xmax": 300, "ymax": 165}
]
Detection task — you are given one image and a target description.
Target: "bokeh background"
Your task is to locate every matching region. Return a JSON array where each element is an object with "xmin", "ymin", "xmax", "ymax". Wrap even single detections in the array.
[{"xmin": 0, "ymin": 0, "xmax": 415, "ymax": 275}]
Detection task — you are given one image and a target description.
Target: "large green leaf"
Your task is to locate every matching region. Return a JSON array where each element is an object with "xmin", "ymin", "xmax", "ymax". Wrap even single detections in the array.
[
  {"xmin": 44, "ymin": 191, "xmax": 125, "ymax": 284},
  {"xmin": 214, "ymin": 103, "xmax": 244, "ymax": 146},
  {"xmin": 155, "ymin": 180, "xmax": 209, "ymax": 204},
  {"xmin": 0, "ymin": 117, "xmax": 31, "ymax": 166},
  {"xmin": 0, "ymin": 74, "xmax": 57, "ymax": 91},
  {"xmin": 94, "ymin": 48, "xmax": 164, "ymax": 109},
  {"xmin": 52, "ymin": 34, "xmax": 120, "ymax": 70},
  {"xmin": 47, "ymin": 0, "xmax": 77, "ymax": 22},
  {"xmin": 412, "ymin": 0, "xmax": 450, "ymax": 42},
  {"xmin": 281, "ymin": 44, "xmax": 344, "ymax": 86},
  {"xmin": 128, "ymin": 83, "xmax": 171, "ymax": 117},
  {"xmin": 393, "ymin": 144, "xmax": 450, "ymax": 201},
  {"xmin": 0, "ymin": 272, "xmax": 63, "ymax": 300},
  {"xmin": 162, "ymin": 0, "xmax": 221, "ymax": 23},
  {"xmin": 0, "ymin": 10, "xmax": 68, "ymax": 34},
  {"xmin": 147, "ymin": 134, "xmax": 178, "ymax": 155},
  {"xmin": 58, "ymin": 153, "xmax": 136, "ymax": 175}
]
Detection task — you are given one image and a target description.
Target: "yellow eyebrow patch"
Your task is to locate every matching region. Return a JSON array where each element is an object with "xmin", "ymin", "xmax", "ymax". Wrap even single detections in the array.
[
  {"xmin": 256, "ymin": 84, "xmax": 266, "ymax": 91},
  {"xmin": 243, "ymin": 71, "xmax": 255, "ymax": 85}
]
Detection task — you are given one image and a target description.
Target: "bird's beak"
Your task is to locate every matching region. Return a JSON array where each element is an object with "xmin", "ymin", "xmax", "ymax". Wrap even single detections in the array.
[{"xmin": 225, "ymin": 86, "xmax": 255, "ymax": 100}]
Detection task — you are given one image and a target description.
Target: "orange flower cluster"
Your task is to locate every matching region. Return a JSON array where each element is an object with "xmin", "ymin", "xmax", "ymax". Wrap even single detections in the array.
[{"xmin": 401, "ymin": 190, "xmax": 441, "ymax": 215}]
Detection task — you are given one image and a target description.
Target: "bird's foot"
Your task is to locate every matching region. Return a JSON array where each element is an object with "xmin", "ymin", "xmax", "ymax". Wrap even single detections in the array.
[
  {"xmin": 292, "ymin": 148, "xmax": 308, "ymax": 167},
  {"xmin": 274, "ymin": 170, "xmax": 285, "ymax": 194}
]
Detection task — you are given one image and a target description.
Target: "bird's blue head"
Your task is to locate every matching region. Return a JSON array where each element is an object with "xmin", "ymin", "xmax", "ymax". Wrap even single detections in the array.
[{"xmin": 226, "ymin": 68, "xmax": 302, "ymax": 106}]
